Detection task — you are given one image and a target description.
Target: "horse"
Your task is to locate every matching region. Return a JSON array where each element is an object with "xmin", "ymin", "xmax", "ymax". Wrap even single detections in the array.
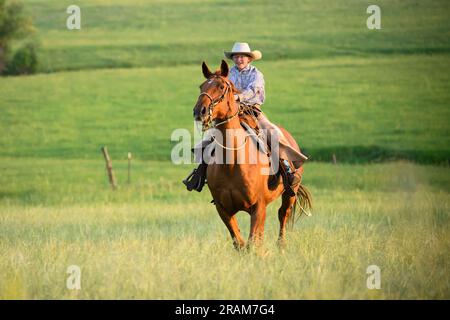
[{"xmin": 192, "ymin": 60, "xmax": 312, "ymax": 250}]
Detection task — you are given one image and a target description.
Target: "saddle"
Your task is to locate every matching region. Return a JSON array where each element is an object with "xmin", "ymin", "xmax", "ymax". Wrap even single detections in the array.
[
  {"xmin": 239, "ymin": 106, "xmax": 294, "ymax": 195},
  {"xmin": 238, "ymin": 103, "xmax": 262, "ymax": 133}
]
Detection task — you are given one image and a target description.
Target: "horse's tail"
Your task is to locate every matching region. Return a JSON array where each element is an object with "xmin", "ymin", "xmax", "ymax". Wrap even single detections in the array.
[{"xmin": 287, "ymin": 184, "xmax": 313, "ymax": 230}]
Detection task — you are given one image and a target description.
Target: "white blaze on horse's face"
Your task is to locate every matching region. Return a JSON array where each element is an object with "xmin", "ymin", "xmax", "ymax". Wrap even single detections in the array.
[
  {"xmin": 194, "ymin": 60, "xmax": 232, "ymax": 128},
  {"xmin": 194, "ymin": 80, "xmax": 213, "ymax": 122}
]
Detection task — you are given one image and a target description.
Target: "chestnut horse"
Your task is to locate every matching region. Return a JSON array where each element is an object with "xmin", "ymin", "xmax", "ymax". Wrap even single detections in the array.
[{"xmin": 193, "ymin": 60, "xmax": 311, "ymax": 250}]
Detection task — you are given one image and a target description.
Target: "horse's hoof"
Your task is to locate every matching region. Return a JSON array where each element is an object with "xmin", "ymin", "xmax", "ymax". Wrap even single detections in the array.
[
  {"xmin": 277, "ymin": 238, "xmax": 287, "ymax": 250},
  {"xmin": 233, "ymin": 242, "xmax": 246, "ymax": 252}
]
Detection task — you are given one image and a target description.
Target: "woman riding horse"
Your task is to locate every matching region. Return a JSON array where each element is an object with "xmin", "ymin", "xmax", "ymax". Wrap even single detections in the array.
[{"xmin": 183, "ymin": 42, "xmax": 308, "ymax": 194}]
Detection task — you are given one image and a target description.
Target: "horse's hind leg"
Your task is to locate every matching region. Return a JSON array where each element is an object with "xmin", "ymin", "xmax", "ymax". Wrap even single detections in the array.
[
  {"xmin": 278, "ymin": 192, "xmax": 296, "ymax": 247},
  {"xmin": 215, "ymin": 203, "xmax": 245, "ymax": 251}
]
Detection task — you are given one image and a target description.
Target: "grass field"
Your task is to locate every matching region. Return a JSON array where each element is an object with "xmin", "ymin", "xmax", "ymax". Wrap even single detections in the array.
[
  {"xmin": 22, "ymin": 0, "xmax": 450, "ymax": 72},
  {"xmin": 0, "ymin": 0, "xmax": 449, "ymax": 299},
  {"xmin": 1, "ymin": 159, "xmax": 449, "ymax": 299}
]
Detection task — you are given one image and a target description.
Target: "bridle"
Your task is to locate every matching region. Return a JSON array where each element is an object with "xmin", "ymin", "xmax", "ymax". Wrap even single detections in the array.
[
  {"xmin": 196, "ymin": 76, "xmax": 249, "ymax": 151},
  {"xmin": 197, "ymin": 76, "xmax": 240, "ymax": 131}
]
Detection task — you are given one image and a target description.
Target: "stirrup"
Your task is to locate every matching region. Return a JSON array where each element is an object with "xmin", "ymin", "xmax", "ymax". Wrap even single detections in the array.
[
  {"xmin": 182, "ymin": 169, "xmax": 198, "ymax": 191},
  {"xmin": 182, "ymin": 164, "xmax": 207, "ymax": 192}
]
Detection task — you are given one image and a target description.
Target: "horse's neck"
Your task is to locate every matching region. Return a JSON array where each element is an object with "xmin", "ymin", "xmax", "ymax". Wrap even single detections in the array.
[
  {"xmin": 216, "ymin": 103, "xmax": 243, "ymax": 142},
  {"xmin": 214, "ymin": 103, "xmax": 259, "ymax": 168}
]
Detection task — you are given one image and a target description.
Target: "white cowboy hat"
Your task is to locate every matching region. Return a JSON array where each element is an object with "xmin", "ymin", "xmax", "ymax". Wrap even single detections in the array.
[{"xmin": 224, "ymin": 42, "xmax": 262, "ymax": 61}]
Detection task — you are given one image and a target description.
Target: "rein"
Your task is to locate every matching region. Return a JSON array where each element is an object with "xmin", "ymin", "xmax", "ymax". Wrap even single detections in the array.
[
  {"xmin": 211, "ymin": 134, "xmax": 248, "ymax": 151},
  {"xmin": 198, "ymin": 77, "xmax": 240, "ymax": 130},
  {"xmin": 197, "ymin": 76, "xmax": 248, "ymax": 150}
]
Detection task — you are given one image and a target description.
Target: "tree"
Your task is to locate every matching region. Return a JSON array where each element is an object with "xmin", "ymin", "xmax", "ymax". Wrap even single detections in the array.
[
  {"xmin": 0, "ymin": 0, "xmax": 34, "ymax": 74},
  {"xmin": 6, "ymin": 41, "xmax": 38, "ymax": 74}
]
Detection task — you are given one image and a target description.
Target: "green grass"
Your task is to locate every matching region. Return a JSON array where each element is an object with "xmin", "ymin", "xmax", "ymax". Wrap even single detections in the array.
[
  {"xmin": 1, "ymin": 0, "xmax": 449, "ymax": 299},
  {"xmin": 0, "ymin": 159, "xmax": 449, "ymax": 299},
  {"xmin": 1, "ymin": 55, "xmax": 449, "ymax": 163},
  {"xmin": 2, "ymin": 0, "xmax": 448, "ymax": 163},
  {"xmin": 21, "ymin": 0, "xmax": 450, "ymax": 72}
]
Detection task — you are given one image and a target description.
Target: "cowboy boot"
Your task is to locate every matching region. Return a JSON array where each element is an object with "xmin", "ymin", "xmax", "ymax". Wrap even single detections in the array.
[
  {"xmin": 182, "ymin": 162, "xmax": 208, "ymax": 192},
  {"xmin": 281, "ymin": 159, "xmax": 300, "ymax": 197}
]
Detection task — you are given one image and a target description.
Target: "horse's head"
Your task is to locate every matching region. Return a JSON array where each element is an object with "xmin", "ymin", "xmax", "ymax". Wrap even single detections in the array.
[{"xmin": 193, "ymin": 60, "xmax": 239, "ymax": 130}]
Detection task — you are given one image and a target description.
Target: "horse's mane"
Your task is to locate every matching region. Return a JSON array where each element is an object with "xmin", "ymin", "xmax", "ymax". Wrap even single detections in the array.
[{"xmin": 203, "ymin": 69, "xmax": 241, "ymax": 95}]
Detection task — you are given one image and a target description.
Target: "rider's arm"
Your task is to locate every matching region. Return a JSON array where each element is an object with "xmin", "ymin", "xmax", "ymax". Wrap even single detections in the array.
[{"xmin": 236, "ymin": 70, "xmax": 265, "ymax": 103}]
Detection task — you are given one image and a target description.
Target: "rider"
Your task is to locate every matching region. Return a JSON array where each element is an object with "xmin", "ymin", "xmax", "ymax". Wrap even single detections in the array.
[{"xmin": 183, "ymin": 42, "xmax": 308, "ymax": 193}]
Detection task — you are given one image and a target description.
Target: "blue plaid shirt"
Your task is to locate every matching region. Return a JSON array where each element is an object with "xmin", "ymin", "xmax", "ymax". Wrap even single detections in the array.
[{"xmin": 229, "ymin": 64, "xmax": 265, "ymax": 105}]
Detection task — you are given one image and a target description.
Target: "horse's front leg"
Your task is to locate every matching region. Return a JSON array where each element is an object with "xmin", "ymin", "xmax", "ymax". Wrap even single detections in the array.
[
  {"xmin": 215, "ymin": 203, "xmax": 246, "ymax": 251},
  {"xmin": 248, "ymin": 203, "xmax": 267, "ymax": 248}
]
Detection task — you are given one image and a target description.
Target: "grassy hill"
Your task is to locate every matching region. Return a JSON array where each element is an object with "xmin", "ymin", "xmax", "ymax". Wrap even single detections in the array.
[
  {"xmin": 0, "ymin": 0, "xmax": 449, "ymax": 299},
  {"xmin": 2, "ymin": 0, "xmax": 449, "ymax": 163},
  {"xmin": 23, "ymin": 0, "xmax": 450, "ymax": 72},
  {"xmin": 1, "ymin": 55, "xmax": 449, "ymax": 163}
]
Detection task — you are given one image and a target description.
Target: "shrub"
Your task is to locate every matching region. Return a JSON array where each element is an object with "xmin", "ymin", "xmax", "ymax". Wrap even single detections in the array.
[
  {"xmin": 0, "ymin": 0, "xmax": 35, "ymax": 75},
  {"xmin": 6, "ymin": 41, "xmax": 38, "ymax": 75}
]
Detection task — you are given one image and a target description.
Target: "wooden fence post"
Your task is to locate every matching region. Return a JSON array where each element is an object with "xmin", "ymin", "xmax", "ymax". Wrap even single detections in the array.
[
  {"xmin": 101, "ymin": 146, "xmax": 117, "ymax": 190},
  {"xmin": 128, "ymin": 152, "xmax": 132, "ymax": 184}
]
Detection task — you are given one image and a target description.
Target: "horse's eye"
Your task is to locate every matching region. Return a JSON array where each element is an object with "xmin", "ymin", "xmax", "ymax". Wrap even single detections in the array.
[{"xmin": 220, "ymin": 85, "xmax": 224, "ymax": 89}]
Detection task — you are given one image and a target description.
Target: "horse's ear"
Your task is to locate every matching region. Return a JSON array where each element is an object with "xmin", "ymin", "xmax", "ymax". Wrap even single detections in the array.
[
  {"xmin": 220, "ymin": 60, "xmax": 229, "ymax": 77},
  {"xmin": 202, "ymin": 61, "xmax": 213, "ymax": 79}
]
